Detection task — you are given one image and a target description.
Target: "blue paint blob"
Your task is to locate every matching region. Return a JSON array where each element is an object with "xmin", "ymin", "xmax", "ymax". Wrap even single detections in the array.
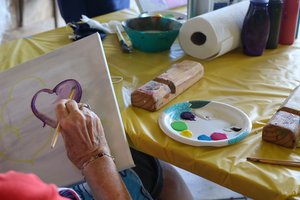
[{"xmin": 197, "ymin": 134, "xmax": 211, "ymax": 141}]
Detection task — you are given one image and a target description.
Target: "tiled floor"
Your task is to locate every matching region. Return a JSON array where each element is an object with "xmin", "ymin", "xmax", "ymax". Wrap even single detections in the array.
[
  {"xmin": 3, "ymin": 19, "xmax": 60, "ymax": 42},
  {"xmin": 174, "ymin": 166, "xmax": 251, "ymax": 200}
]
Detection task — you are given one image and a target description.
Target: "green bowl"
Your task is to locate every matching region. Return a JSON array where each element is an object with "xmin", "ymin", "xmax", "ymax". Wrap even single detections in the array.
[{"xmin": 122, "ymin": 16, "xmax": 182, "ymax": 52}]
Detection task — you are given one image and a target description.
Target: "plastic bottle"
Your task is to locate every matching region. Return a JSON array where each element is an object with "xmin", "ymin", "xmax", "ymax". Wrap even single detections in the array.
[
  {"xmin": 278, "ymin": 0, "xmax": 300, "ymax": 45},
  {"xmin": 241, "ymin": 0, "xmax": 270, "ymax": 56},
  {"xmin": 296, "ymin": 12, "xmax": 300, "ymax": 38},
  {"xmin": 187, "ymin": 0, "xmax": 212, "ymax": 19},
  {"xmin": 266, "ymin": 0, "xmax": 283, "ymax": 49}
]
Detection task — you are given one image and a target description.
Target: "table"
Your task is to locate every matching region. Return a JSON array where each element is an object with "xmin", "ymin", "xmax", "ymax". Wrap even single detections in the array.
[{"xmin": 1, "ymin": 8, "xmax": 300, "ymax": 200}]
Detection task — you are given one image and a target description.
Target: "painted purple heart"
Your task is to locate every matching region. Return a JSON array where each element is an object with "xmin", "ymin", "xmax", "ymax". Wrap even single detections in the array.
[{"xmin": 31, "ymin": 79, "xmax": 82, "ymax": 128}]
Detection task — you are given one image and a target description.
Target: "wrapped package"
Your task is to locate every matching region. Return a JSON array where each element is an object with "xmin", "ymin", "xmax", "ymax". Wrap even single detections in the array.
[
  {"xmin": 263, "ymin": 85, "xmax": 300, "ymax": 148},
  {"xmin": 262, "ymin": 111, "xmax": 300, "ymax": 148}
]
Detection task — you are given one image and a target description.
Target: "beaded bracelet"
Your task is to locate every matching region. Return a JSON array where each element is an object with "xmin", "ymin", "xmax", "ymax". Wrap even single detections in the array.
[{"xmin": 81, "ymin": 152, "xmax": 115, "ymax": 171}]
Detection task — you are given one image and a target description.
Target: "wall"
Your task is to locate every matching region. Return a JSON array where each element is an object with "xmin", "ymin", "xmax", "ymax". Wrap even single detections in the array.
[{"xmin": 4, "ymin": 0, "xmax": 64, "ymax": 41}]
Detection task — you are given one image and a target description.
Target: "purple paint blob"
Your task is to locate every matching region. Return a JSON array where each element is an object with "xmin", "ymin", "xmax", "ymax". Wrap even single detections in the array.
[
  {"xmin": 210, "ymin": 132, "xmax": 227, "ymax": 140},
  {"xmin": 180, "ymin": 111, "xmax": 196, "ymax": 121}
]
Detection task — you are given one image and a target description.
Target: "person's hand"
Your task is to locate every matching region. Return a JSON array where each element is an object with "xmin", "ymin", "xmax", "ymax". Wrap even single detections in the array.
[{"xmin": 55, "ymin": 99, "xmax": 110, "ymax": 169}]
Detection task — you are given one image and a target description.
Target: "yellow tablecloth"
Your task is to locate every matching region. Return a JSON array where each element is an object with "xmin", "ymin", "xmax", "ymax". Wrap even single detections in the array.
[{"xmin": 1, "ymin": 8, "xmax": 300, "ymax": 200}]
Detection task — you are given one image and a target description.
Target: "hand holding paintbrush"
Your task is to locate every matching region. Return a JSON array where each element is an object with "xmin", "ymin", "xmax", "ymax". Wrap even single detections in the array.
[{"xmin": 51, "ymin": 87, "xmax": 76, "ymax": 148}]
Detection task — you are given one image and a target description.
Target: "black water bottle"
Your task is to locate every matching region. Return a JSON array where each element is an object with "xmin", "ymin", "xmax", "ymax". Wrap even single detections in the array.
[
  {"xmin": 266, "ymin": 0, "xmax": 283, "ymax": 49},
  {"xmin": 241, "ymin": 0, "xmax": 270, "ymax": 56}
]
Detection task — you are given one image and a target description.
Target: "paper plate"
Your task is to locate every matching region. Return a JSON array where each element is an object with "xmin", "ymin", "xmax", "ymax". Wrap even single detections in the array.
[{"xmin": 158, "ymin": 100, "xmax": 252, "ymax": 147}]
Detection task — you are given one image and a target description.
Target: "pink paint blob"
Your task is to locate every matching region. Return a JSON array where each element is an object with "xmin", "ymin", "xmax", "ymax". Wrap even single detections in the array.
[{"xmin": 210, "ymin": 132, "xmax": 227, "ymax": 140}]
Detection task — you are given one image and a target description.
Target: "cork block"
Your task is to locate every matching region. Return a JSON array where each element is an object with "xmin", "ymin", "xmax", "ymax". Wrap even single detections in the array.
[
  {"xmin": 262, "ymin": 111, "xmax": 300, "ymax": 148},
  {"xmin": 278, "ymin": 85, "xmax": 300, "ymax": 116},
  {"xmin": 131, "ymin": 60, "xmax": 204, "ymax": 112}
]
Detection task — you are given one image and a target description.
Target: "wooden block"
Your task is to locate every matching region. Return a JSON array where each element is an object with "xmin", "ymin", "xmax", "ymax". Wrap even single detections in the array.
[
  {"xmin": 154, "ymin": 60, "xmax": 204, "ymax": 94},
  {"xmin": 262, "ymin": 111, "xmax": 300, "ymax": 148},
  {"xmin": 131, "ymin": 81, "xmax": 172, "ymax": 112},
  {"xmin": 278, "ymin": 85, "xmax": 300, "ymax": 116},
  {"xmin": 131, "ymin": 60, "xmax": 204, "ymax": 111}
]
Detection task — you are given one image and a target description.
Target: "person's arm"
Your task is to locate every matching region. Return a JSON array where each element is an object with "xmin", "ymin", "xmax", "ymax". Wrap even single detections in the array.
[
  {"xmin": 82, "ymin": 154, "xmax": 130, "ymax": 200},
  {"xmin": 55, "ymin": 100, "xmax": 131, "ymax": 200}
]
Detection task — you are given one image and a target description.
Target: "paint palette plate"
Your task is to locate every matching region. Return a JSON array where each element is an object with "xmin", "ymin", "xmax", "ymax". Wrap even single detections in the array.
[{"xmin": 158, "ymin": 100, "xmax": 252, "ymax": 147}]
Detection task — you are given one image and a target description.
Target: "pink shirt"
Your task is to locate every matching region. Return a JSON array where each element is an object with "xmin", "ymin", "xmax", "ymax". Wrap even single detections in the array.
[{"xmin": 0, "ymin": 171, "xmax": 70, "ymax": 200}]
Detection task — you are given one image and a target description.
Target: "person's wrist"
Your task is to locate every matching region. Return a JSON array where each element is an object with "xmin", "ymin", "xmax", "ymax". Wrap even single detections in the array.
[
  {"xmin": 80, "ymin": 151, "xmax": 115, "ymax": 173},
  {"xmin": 74, "ymin": 145, "xmax": 110, "ymax": 168}
]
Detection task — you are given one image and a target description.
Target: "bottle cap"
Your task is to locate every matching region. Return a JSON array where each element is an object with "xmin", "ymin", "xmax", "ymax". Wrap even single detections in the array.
[
  {"xmin": 251, "ymin": 0, "xmax": 269, "ymax": 3},
  {"xmin": 268, "ymin": 0, "xmax": 282, "ymax": 2}
]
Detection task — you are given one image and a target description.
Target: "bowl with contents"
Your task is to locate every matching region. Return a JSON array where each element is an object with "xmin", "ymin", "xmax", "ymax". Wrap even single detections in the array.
[{"xmin": 122, "ymin": 16, "xmax": 182, "ymax": 52}]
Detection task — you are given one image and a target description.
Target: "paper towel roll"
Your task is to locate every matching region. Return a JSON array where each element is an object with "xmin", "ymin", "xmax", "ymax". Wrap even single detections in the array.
[{"xmin": 179, "ymin": 0, "xmax": 250, "ymax": 60}]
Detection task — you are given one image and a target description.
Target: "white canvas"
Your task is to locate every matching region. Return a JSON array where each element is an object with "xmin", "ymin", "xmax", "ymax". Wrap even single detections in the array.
[{"xmin": 0, "ymin": 33, "xmax": 134, "ymax": 186}]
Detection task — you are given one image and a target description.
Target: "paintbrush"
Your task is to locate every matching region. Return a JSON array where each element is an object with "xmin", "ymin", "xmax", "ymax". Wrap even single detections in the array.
[
  {"xmin": 51, "ymin": 87, "xmax": 76, "ymax": 149},
  {"xmin": 247, "ymin": 157, "xmax": 300, "ymax": 168},
  {"xmin": 115, "ymin": 24, "xmax": 132, "ymax": 53}
]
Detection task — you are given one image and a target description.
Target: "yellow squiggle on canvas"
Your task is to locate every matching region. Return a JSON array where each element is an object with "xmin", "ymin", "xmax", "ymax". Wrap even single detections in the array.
[{"xmin": 0, "ymin": 76, "xmax": 54, "ymax": 164}]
